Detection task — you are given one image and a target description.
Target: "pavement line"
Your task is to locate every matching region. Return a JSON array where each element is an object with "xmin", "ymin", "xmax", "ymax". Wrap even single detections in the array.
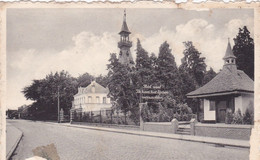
[{"xmin": 6, "ymin": 125, "xmax": 23, "ymax": 160}]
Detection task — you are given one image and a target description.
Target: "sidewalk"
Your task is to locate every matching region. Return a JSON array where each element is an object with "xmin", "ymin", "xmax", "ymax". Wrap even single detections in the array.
[
  {"xmin": 6, "ymin": 123, "xmax": 23, "ymax": 160},
  {"xmin": 56, "ymin": 122, "xmax": 250, "ymax": 149}
]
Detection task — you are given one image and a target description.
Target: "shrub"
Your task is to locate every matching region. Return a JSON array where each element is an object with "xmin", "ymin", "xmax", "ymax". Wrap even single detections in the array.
[
  {"xmin": 225, "ymin": 108, "xmax": 233, "ymax": 124},
  {"xmin": 232, "ymin": 109, "xmax": 243, "ymax": 124},
  {"xmin": 243, "ymin": 108, "xmax": 253, "ymax": 125}
]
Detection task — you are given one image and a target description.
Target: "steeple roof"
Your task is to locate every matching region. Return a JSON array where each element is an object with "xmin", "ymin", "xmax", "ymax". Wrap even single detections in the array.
[
  {"xmin": 223, "ymin": 38, "xmax": 236, "ymax": 60},
  {"xmin": 119, "ymin": 10, "xmax": 131, "ymax": 34}
]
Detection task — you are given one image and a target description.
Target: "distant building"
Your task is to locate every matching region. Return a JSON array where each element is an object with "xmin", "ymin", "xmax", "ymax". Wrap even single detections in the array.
[
  {"xmin": 187, "ymin": 40, "xmax": 254, "ymax": 123},
  {"xmin": 72, "ymin": 81, "xmax": 112, "ymax": 114},
  {"xmin": 118, "ymin": 10, "xmax": 134, "ymax": 67},
  {"xmin": 6, "ymin": 109, "xmax": 18, "ymax": 119}
]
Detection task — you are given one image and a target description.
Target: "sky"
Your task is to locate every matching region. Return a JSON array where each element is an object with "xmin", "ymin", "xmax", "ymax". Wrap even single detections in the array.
[{"xmin": 6, "ymin": 8, "xmax": 254, "ymax": 109}]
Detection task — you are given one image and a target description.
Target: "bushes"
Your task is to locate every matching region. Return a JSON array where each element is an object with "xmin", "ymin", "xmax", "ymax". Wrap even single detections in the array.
[
  {"xmin": 225, "ymin": 108, "xmax": 254, "ymax": 125},
  {"xmin": 141, "ymin": 102, "xmax": 195, "ymax": 122}
]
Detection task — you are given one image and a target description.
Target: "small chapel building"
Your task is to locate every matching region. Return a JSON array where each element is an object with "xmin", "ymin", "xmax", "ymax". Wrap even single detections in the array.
[
  {"xmin": 72, "ymin": 81, "xmax": 112, "ymax": 114},
  {"xmin": 187, "ymin": 40, "xmax": 254, "ymax": 123}
]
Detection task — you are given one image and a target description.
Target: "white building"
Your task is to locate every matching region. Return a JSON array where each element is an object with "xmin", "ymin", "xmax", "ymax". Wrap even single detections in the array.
[{"xmin": 72, "ymin": 81, "xmax": 112, "ymax": 113}]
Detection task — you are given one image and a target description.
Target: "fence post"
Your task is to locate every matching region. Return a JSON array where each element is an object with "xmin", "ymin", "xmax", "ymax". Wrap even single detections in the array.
[
  {"xmin": 70, "ymin": 109, "xmax": 74, "ymax": 124},
  {"xmin": 190, "ymin": 118, "xmax": 197, "ymax": 135},
  {"xmin": 100, "ymin": 110, "xmax": 102, "ymax": 123},
  {"xmin": 171, "ymin": 118, "xmax": 178, "ymax": 134},
  {"xmin": 139, "ymin": 103, "xmax": 144, "ymax": 131}
]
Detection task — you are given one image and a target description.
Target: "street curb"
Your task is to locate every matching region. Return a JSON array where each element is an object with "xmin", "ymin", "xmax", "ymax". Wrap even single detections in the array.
[
  {"xmin": 57, "ymin": 123, "xmax": 250, "ymax": 149},
  {"xmin": 6, "ymin": 126, "xmax": 23, "ymax": 160}
]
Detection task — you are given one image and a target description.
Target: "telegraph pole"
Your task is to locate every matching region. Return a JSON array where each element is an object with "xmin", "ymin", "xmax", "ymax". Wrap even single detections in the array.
[{"xmin": 57, "ymin": 86, "xmax": 60, "ymax": 123}]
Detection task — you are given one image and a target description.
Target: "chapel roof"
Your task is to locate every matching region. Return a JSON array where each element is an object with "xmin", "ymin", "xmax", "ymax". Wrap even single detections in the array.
[{"xmin": 187, "ymin": 69, "xmax": 254, "ymax": 98}]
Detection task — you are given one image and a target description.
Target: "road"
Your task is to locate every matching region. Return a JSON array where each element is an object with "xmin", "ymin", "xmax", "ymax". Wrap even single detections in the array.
[{"xmin": 8, "ymin": 120, "xmax": 249, "ymax": 160}]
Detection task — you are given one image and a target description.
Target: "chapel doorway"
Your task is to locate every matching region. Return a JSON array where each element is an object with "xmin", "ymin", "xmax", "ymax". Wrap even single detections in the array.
[{"xmin": 216, "ymin": 100, "xmax": 227, "ymax": 123}]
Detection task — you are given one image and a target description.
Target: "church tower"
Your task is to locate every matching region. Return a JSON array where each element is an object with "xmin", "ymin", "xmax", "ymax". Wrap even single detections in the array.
[
  {"xmin": 118, "ymin": 10, "xmax": 134, "ymax": 66},
  {"xmin": 223, "ymin": 38, "xmax": 237, "ymax": 73}
]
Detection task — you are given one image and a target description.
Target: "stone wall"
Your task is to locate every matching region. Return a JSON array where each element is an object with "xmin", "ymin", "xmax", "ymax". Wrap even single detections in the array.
[
  {"xmin": 142, "ymin": 119, "xmax": 178, "ymax": 134},
  {"xmin": 194, "ymin": 123, "xmax": 252, "ymax": 140}
]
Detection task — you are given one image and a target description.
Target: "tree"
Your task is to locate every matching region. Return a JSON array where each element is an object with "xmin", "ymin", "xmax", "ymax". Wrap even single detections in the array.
[
  {"xmin": 77, "ymin": 72, "xmax": 94, "ymax": 87},
  {"xmin": 156, "ymin": 41, "xmax": 181, "ymax": 99},
  {"xmin": 233, "ymin": 26, "xmax": 254, "ymax": 80},
  {"xmin": 179, "ymin": 41, "xmax": 206, "ymax": 115},
  {"xmin": 203, "ymin": 67, "xmax": 217, "ymax": 85},
  {"xmin": 95, "ymin": 74, "xmax": 109, "ymax": 88},
  {"xmin": 22, "ymin": 71, "xmax": 78, "ymax": 120},
  {"xmin": 107, "ymin": 53, "xmax": 139, "ymax": 124},
  {"xmin": 181, "ymin": 41, "xmax": 206, "ymax": 87},
  {"xmin": 135, "ymin": 39, "xmax": 153, "ymax": 87}
]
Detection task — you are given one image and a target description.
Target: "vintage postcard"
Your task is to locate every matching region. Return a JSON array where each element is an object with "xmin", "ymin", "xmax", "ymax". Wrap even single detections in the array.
[{"xmin": 1, "ymin": 1, "xmax": 259, "ymax": 160}]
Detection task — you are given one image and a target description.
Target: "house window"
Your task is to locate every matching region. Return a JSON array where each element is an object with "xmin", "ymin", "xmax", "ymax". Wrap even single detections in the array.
[
  {"xmin": 96, "ymin": 96, "xmax": 100, "ymax": 103},
  {"xmin": 209, "ymin": 100, "xmax": 216, "ymax": 111},
  {"xmin": 103, "ymin": 97, "xmax": 106, "ymax": 104},
  {"xmin": 88, "ymin": 96, "xmax": 92, "ymax": 103}
]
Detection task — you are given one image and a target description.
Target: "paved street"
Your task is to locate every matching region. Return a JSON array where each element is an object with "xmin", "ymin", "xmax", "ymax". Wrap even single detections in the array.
[{"xmin": 8, "ymin": 119, "xmax": 249, "ymax": 160}]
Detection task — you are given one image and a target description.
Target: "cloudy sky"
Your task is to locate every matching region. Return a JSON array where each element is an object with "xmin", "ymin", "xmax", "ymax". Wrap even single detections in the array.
[{"xmin": 7, "ymin": 8, "xmax": 254, "ymax": 109}]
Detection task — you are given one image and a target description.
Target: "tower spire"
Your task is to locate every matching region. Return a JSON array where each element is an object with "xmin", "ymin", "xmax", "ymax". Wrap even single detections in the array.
[
  {"xmin": 223, "ymin": 38, "xmax": 237, "ymax": 72},
  {"xmin": 118, "ymin": 9, "xmax": 134, "ymax": 67},
  {"xmin": 124, "ymin": 9, "xmax": 126, "ymax": 22}
]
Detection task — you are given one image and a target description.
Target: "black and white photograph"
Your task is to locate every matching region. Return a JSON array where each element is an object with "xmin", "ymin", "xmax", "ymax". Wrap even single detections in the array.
[{"xmin": 4, "ymin": 5, "xmax": 257, "ymax": 160}]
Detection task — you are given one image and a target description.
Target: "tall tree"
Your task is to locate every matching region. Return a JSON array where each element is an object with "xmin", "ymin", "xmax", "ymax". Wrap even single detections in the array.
[
  {"xmin": 179, "ymin": 41, "xmax": 206, "ymax": 115},
  {"xmin": 181, "ymin": 41, "xmax": 207, "ymax": 87},
  {"xmin": 107, "ymin": 53, "xmax": 139, "ymax": 124},
  {"xmin": 135, "ymin": 39, "xmax": 153, "ymax": 87},
  {"xmin": 156, "ymin": 41, "xmax": 181, "ymax": 99},
  {"xmin": 233, "ymin": 26, "xmax": 254, "ymax": 80}
]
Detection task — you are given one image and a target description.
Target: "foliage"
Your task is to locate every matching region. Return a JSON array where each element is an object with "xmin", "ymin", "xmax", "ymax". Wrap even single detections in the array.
[
  {"xmin": 233, "ymin": 26, "xmax": 254, "ymax": 80},
  {"xmin": 135, "ymin": 39, "xmax": 154, "ymax": 87},
  {"xmin": 107, "ymin": 53, "xmax": 139, "ymax": 124},
  {"xmin": 77, "ymin": 72, "xmax": 94, "ymax": 87},
  {"xmin": 22, "ymin": 71, "xmax": 78, "ymax": 119},
  {"xmin": 156, "ymin": 41, "xmax": 181, "ymax": 99},
  {"xmin": 203, "ymin": 67, "xmax": 217, "ymax": 85},
  {"xmin": 178, "ymin": 41, "xmax": 207, "ymax": 115},
  {"xmin": 181, "ymin": 41, "xmax": 206, "ymax": 87},
  {"xmin": 225, "ymin": 108, "xmax": 233, "ymax": 124},
  {"xmin": 232, "ymin": 109, "xmax": 243, "ymax": 124},
  {"xmin": 140, "ymin": 96, "xmax": 195, "ymax": 122}
]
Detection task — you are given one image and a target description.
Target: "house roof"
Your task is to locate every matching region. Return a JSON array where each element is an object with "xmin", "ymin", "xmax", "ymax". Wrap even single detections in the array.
[
  {"xmin": 187, "ymin": 68, "xmax": 254, "ymax": 98},
  {"xmin": 76, "ymin": 81, "xmax": 109, "ymax": 95}
]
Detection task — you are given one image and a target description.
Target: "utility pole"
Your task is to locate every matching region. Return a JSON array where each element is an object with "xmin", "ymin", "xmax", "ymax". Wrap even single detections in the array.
[{"xmin": 57, "ymin": 86, "xmax": 60, "ymax": 123}]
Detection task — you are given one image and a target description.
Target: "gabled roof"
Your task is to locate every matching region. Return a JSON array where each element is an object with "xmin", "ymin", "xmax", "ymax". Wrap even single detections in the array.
[
  {"xmin": 223, "ymin": 39, "xmax": 236, "ymax": 60},
  {"xmin": 75, "ymin": 81, "xmax": 109, "ymax": 96},
  {"xmin": 187, "ymin": 68, "xmax": 254, "ymax": 98}
]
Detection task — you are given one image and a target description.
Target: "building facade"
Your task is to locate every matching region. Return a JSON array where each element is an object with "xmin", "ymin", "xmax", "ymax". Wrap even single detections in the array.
[
  {"xmin": 187, "ymin": 40, "xmax": 254, "ymax": 123},
  {"xmin": 72, "ymin": 81, "xmax": 112, "ymax": 114}
]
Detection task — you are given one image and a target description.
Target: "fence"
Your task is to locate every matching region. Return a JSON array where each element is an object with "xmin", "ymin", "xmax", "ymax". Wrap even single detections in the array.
[{"xmin": 70, "ymin": 109, "xmax": 138, "ymax": 125}]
